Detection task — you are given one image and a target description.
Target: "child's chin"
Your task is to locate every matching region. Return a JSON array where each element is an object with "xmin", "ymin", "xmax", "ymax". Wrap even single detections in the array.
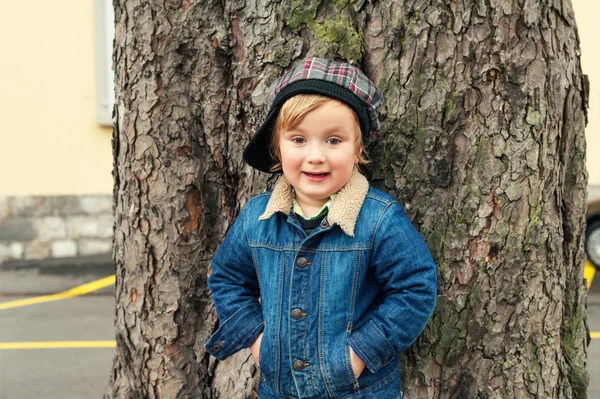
[{"xmin": 305, "ymin": 192, "xmax": 334, "ymax": 201}]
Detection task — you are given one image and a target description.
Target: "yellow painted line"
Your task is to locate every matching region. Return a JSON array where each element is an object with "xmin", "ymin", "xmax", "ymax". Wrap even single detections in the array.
[
  {"xmin": 0, "ymin": 275, "xmax": 115, "ymax": 311},
  {"xmin": 585, "ymin": 260, "xmax": 596, "ymax": 291},
  {"xmin": 592, "ymin": 332, "xmax": 600, "ymax": 339},
  {"xmin": 0, "ymin": 341, "xmax": 116, "ymax": 349}
]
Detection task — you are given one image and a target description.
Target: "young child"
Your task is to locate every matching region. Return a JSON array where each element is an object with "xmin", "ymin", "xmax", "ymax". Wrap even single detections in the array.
[{"xmin": 205, "ymin": 57, "xmax": 437, "ymax": 399}]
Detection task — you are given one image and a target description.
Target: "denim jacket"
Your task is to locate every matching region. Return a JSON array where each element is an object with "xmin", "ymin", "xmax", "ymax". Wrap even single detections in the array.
[{"xmin": 205, "ymin": 170, "xmax": 437, "ymax": 399}]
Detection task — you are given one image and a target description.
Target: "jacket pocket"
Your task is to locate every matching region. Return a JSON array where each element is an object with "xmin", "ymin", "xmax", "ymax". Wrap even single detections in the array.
[
  {"xmin": 258, "ymin": 328, "xmax": 274, "ymax": 386},
  {"xmin": 344, "ymin": 342, "xmax": 361, "ymax": 390},
  {"xmin": 324, "ymin": 336, "xmax": 360, "ymax": 396}
]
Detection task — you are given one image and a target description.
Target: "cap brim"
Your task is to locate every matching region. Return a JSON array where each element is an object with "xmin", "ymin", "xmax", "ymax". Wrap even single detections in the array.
[{"xmin": 242, "ymin": 104, "xmax": 281, "ymax": 173}]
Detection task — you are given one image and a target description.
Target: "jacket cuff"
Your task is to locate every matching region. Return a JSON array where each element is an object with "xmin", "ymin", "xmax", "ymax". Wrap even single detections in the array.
[
  {"xmin": 347, "ymin": 320, "xmax": 395, "ymax": 373},
  {"xmin": 204, "ymin": 302, "xmax": 264, "ymax": 360}
]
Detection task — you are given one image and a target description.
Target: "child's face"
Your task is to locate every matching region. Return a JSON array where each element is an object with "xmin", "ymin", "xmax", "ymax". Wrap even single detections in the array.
[{"xmin": 279, "ymin": 100, "xmax": 358, "ymax": 211}]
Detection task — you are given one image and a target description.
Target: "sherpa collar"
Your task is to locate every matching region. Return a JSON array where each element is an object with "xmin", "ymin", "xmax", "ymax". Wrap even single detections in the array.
[{"xmin": 258, "ymin": 168, "xmax": 369, "ymax": 236}]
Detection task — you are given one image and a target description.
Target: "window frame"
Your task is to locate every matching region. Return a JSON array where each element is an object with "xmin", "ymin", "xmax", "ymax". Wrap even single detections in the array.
[{"xmin": 94, "ymin": 0, "xmax": 115, "ymax": 126}]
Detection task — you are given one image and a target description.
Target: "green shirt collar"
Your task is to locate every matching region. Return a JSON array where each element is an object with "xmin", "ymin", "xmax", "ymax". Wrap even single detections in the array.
[{"xmin": 293, "ymin": 192, "xmax": 336, "ymax": 220}]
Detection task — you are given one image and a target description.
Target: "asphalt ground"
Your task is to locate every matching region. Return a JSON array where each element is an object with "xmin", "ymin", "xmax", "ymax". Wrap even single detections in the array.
[
  {"xmin": 0, "ymin": 256, "xmax": 598, "ymax": 398},
  {"xmin": 0, "ymin": 256, "xmax": 115, "ymax": 399}
]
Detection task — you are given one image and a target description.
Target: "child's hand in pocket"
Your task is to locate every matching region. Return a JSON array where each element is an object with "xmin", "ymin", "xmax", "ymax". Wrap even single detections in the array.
[
  {"xmin": 349, "ymin": 347, "xmax": 366, "ymax": 378},
  {"xmin": 250, "ymin": 332, "xmax": 263, "ymax": 367}
]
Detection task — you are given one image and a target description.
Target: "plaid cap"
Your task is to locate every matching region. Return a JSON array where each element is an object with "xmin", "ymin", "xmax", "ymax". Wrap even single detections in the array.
[{"xmin": 243, "ymin": 57, "xmax": 383, "ymax": 173}]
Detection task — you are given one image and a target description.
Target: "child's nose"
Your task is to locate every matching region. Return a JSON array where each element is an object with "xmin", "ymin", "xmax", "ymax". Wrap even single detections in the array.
[{"xmin": 306, "ymin": 144, "xmax": 325, "ymax": 163}]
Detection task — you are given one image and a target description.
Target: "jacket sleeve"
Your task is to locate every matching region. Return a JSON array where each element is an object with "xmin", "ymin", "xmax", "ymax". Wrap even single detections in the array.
[
  {"xmin": 204, "ymin": 205, "xmax": 264, "ymax": 360},
  {"xmin": 347, "ymin": 201, "xmax": 437, "ymax": 373}
]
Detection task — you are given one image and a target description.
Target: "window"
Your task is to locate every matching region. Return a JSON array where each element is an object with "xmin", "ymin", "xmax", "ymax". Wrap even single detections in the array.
[{"xmin": 94, "ymin": 0, "xmax": 115, "ymax": 126}]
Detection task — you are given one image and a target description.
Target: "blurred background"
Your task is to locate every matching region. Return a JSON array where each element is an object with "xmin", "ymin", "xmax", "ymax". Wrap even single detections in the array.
[
  {"xmin": 0, "ymin": 1, "xmax": 114, "ymax": 262},
  {"xmin": 0, "ymin": 1, "xmax": 598, "ymax": 398}
]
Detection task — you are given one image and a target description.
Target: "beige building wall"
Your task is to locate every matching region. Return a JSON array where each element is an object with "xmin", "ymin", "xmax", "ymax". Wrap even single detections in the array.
[
  {"xmin": 573, "ymin": 0, "xmax": 600, "ymax": 186},
  {"xmin": 0, "ymin": 1, "xmax": 113, "ymax": 196}
]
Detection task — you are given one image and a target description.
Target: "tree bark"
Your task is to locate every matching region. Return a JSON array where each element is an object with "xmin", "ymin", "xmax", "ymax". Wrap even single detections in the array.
[
  {"xmin": 107, "ymin": 0, "xmax": 589, "ymax": 398},
  {"xmin": 366, "ymin": 1, "xmax": 590, "ymax": 397}
]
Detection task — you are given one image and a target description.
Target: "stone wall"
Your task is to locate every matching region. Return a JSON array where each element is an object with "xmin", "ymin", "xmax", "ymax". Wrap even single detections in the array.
[
  {"xmin": 0, "ymin": 195, "xmax": 113, "ymax": 264},
  {"xmin": 1, "ymin": 186, "xmax": 597, "ymax": 265}
]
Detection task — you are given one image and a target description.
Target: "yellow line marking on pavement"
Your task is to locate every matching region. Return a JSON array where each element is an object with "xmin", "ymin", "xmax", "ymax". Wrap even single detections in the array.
[
  {"xmin": 1, "ymin": 274, "xmax": 597, "ymax": 342},
  {"xmin": 0, "ymin": 341, "xmax": 116, "ymax": 349},
  {"xmin": 585, "ymin": 260, "xmax": 595, "ymax": 291},
  {"xmin": 0, "ymin": 275, "xmax": 115, "ymax": 311}
]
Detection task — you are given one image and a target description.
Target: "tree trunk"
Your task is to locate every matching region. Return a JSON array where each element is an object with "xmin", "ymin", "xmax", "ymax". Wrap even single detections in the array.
[{"xmin": 106, "ymin": 0, "xmax": 589, "ymax": 398}]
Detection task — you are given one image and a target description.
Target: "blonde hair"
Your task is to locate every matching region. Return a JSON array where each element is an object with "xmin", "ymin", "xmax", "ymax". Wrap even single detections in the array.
[{"xmin": 269, "ymin": 94, "xmax": 370, "ymax": 173}]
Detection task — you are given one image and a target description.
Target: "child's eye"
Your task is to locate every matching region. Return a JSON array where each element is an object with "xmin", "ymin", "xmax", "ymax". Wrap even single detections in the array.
[
  {"xmin": 327, "ymin": 137, "xmax": 341, "ymax": 145},
  {"xmin": 291, "ymin": 137, "xmax": 306, "ymax": 144}
]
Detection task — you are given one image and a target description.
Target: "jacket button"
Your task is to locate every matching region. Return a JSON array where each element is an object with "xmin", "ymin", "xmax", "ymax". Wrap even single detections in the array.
[
  {"xmin": 212, "ymin": 341, "xmax": 224, "ymax": 352},
  {"xmin": 293, "ymin": 360, "xmax": 307, "ymax": 371},
  {"xmin": 291, "ymin": 308, "xmax": 304, "ymax": 319},
  {"xmin": 296, "ymin": 257, "xmax": 308, "ymax": 268},
  {"xmin": 321, "ymin": 219, "xmax": 329, "ymax": 228}
]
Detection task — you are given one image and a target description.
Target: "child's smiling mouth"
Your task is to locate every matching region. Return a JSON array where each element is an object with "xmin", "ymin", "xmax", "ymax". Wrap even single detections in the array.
[{"xmin": 303, "ymin": 172, "xmax": 330, "ymax": 181}]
